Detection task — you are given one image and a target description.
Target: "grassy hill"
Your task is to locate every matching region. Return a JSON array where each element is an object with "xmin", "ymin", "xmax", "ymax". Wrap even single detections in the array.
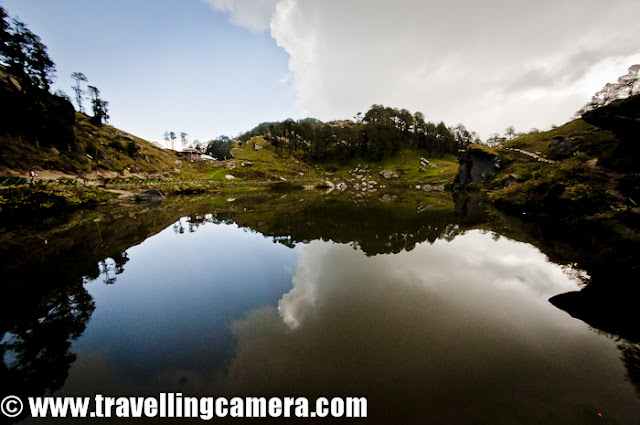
[
  {"xmin": 316, "ymin": 149, "xmax": 458, "ymax": 186},
  {"xmin": 1, "ymin": 64, "xmax": 460, "ymax": 188},
  {"xmin": 227, "ymin": 136, "xmax": 459, "ymax": 186},
  {"xmin": 228, "ymin": 136, "xmax": 319, "ymax": 181},
  {"xmin": 0, "ymin": 64, "xmax": 180, "ymax": 178},
  {"xmin": 490, "ymin": 121, "xmax": 618, "ymax": 211},
  {"xmin": 0, "ymin": 111, "xmax": 179, "ymax": 177},
  {"xmin": 474, "ymin": 96, "xmax": 640, "ymax": 219}
]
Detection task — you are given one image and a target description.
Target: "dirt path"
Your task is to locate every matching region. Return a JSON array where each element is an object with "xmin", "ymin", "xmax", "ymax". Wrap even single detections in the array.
[{"xmin": 1, "ymin": 169, "xmax": 78, "ymax": 180}]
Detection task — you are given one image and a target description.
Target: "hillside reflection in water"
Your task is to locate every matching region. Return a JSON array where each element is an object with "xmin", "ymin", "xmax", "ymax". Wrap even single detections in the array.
[{"xmin": 1, "ymin": 194, "xmax": 638, "ymax": 424}]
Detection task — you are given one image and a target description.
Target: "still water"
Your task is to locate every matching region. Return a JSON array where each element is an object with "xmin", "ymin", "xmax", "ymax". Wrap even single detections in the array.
[{"xmin": 1, "ymin": 194, "xmax": 639, "ymax": 424}]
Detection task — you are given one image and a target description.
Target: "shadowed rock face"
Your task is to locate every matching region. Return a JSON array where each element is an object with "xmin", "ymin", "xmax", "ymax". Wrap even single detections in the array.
[{"xmin": 454, "ymin": 146, "xmax": 500, "ymax": 188}]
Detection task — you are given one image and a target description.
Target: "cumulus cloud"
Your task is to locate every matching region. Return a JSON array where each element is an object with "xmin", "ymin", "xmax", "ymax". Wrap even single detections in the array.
[
  {"xmin": 209, "ymin": 0, "xmax": 640, "ymax": 137},
  {"xmin": 268, "ymin": 0, "xmax": 640, "ymax": 137},
  {"xmin": 204, "ymin": 0, "xmax": 280, "ymax": 32}
]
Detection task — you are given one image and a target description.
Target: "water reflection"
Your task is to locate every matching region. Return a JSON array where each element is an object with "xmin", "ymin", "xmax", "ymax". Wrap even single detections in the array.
[
  {"xmin": 223, "ymin": 235, "xmax": 639, "ymax": 423},
  {"xmin": 172, "ymin": 213, "xmax": 239, "ymax": 236},
  {"xmin": 165, "ymin": 198, "xmax": 471, "ymax": 257},
  {"xmin": 234, "ymin": 196, "xmax": 469, "ymax": 256},
  {"xmin": 95, "ymin": 253, "xmax": 129, "ymax": 285},
  {"xmin": 1, "ymin": 193, "xmax": 639, "ymax": 424},
  {"xmin": 59, "ymin": 218, "xmax": 299, "ymax": 398},
  {"xmin": 0, "ymin": 283, "xmax": 94, "ymax": 423},
  {"xmin": 620, "ymin": 341, "xmax": 640, "ymax": 397}
]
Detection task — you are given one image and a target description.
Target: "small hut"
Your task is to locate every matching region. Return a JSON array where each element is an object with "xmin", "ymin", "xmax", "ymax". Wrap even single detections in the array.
[{"xmin": 177, "ymin": 148, "xmax": 203, "ymax": 161}]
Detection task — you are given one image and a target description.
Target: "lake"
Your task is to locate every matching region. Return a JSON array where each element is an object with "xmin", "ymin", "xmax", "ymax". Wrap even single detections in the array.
[{"xmin": 1, "ymin": 191, "xmax": 639, "ymax": 424}]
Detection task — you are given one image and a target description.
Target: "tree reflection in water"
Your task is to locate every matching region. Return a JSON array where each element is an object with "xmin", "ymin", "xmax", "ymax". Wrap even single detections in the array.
[
  {"xmin": 158, "ymin": 207, "xmax": 640, "ymax": 401},
  {"xmin": 0, "ymin": 192, "xmax": 638, "ymax": 424},
  {"xmin": 97, "ymin": 253, "xmax": 129, "ymax": 285},
  {"xmin": 0, "ymin": 283, "xmax": 94, "ymax": 422},
  {"xmin": 619, "ymin": 341, "xmax": 640, "ymax": 397}
]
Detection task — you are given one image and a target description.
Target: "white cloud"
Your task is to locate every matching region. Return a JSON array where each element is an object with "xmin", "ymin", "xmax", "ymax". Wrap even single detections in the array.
[
  {"xmin": 204, "ymin": 0, "xmax": 280, "ymax": 32},
  {"xmin": 267, "ymin": 0, "xmax": 640, "ymax": 137},
  {"xmin": 208, "ymin": 0, "xmax": 640, "ymax": 138}
]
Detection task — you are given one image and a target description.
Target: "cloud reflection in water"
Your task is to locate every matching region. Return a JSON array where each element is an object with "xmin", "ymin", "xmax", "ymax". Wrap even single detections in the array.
[{"xmin": 225, "ymin": 230, "xmax": 638, "ymax": 423}]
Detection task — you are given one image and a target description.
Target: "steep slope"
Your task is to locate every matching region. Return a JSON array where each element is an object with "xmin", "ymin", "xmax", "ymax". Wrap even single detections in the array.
[
  {"xmin": 457, "ymin": 96, "xmax": 640, "ymax": 217},
  {"xmin": 0, "ymin": 112, "xmax": 179, "ymax": 178},
  {"xmin": 0, "ymin": 66, "xmax": 178, "ymax": 178}
]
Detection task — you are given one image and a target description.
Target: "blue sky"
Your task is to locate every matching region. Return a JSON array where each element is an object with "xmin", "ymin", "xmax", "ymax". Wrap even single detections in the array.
[
  {"xmin": 2, "ymin": 0, "xmax": 299, "ymax": 146},
  {"xmin": 3, "ymin": 0, "xmax": 640, "ymax": 146}
]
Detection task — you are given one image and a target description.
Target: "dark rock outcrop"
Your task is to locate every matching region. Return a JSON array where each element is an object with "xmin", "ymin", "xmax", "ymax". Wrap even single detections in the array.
[{"xmin": 453, "ymin": 145, "xmax": 500, "ymax": 190}]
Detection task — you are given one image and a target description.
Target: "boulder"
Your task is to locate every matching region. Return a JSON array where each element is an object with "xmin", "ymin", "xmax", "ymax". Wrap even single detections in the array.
[
  {"xmin": 420, "ymin": 157, "xmax": 437, "ymax": 168},
  {"xmin": 380, "ymin": 170, "xmax": 399, "ymax": 179},
  {"xmin": 549, "ymin": 136, "xmax": 578, "ymax": 159},
  {"xmin": 118, "ymin": 132, "xmax": 135, "ymax": 141}
]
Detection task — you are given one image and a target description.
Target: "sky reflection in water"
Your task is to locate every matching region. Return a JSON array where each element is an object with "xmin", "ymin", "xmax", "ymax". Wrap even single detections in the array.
[{"xmin": 58, "ymin": 220, "xmax": 639, "ymax": 424}]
